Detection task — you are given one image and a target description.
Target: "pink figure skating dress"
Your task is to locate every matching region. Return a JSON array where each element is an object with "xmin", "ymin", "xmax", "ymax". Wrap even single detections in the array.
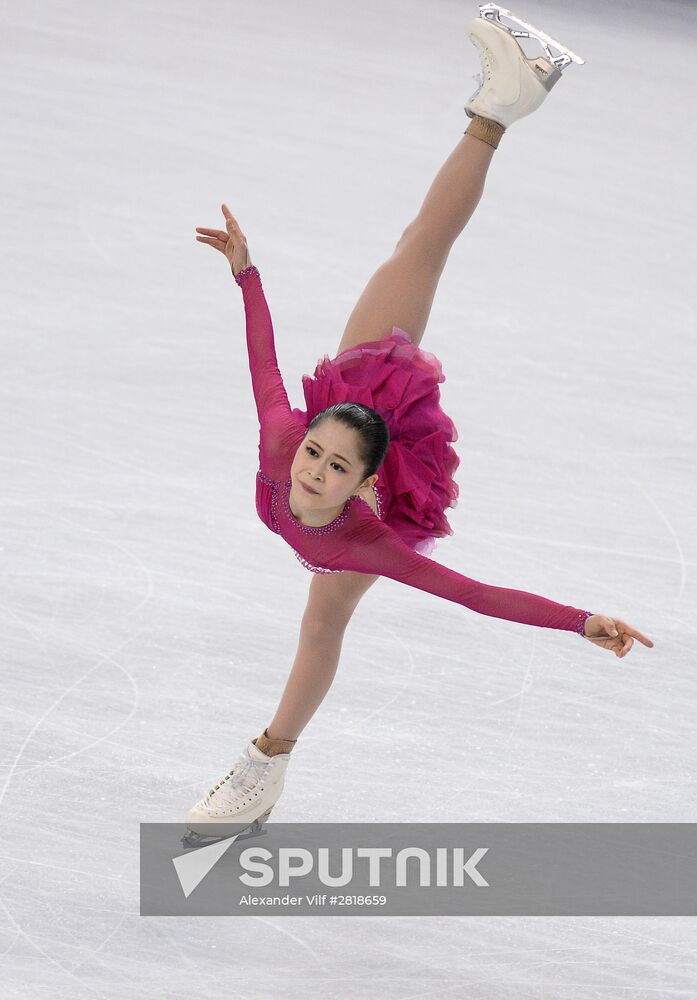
[{"xmin": 236, "ymin": 264, "xmax": 592, "ymax": 635}]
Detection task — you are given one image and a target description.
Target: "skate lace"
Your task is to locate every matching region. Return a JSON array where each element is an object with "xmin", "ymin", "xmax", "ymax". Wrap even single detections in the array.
[
  {"xmin": 473, "ymin": 38, "xmax": 492, "ymax": 82},
  {"xmin": 207, "ymin": 752, "xmax": 270, "ymax": 807}
]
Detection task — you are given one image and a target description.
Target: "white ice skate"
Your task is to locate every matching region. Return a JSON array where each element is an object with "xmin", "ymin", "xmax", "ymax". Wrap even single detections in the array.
[
  {"xmin": 182, "ymin": 739, "xmax": 290, "ymax": 849},
  {"xmin": 466, "ymin": 3, "xmax": 585, "ymax": 128}
]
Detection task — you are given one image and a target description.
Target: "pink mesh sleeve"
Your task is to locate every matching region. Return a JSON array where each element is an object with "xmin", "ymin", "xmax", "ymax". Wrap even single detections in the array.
[
  {"xmin": 333, "ymin": 512, "xmax": 593, "ymax": 634},
  {"xmin": 235, "ymin": 265, "xmax": 305, "ymax": 478}
]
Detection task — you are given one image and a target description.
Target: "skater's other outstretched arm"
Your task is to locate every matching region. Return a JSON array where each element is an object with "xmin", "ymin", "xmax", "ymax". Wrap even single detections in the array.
[
  {"xmin": 327, "ymin": 513, "xmax": 653, "ymax": 654},
  {"xmin": 195, "ymin": 205, "xmax": 304, "ymax": 477},
  {"xmin": 337, "ymin": 516, "xmax": 590, "ymax": 632}
]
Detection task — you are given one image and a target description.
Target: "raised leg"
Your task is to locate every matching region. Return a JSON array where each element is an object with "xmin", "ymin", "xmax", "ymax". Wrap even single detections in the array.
[
  {"xmin": 265, "ymin": 570, "xmax": 380, "ymax": 741},
  {"xmin": 336, "ymin": 132, "xmax": 496, "ymax": 355}
]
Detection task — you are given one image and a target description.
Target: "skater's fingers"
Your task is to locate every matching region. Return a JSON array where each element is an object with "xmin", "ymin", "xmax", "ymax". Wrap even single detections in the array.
[
  {"xmin": 588, "ymin": 636, "xmax": 621, "ymax": 656},
  {"xmin": 615, "ymin": 619, "xmax": 654, "ymax": 648},
  {"xmin": 196, "ymin": 227, "xmax": 229, "ymax": 240},
  {"xmin": 221, "ymin": 204, "xmax": 242, "ymax": 230},
  {"xmin": 195, "ymin": 235, "xmax": 226, "ymax": 252}
]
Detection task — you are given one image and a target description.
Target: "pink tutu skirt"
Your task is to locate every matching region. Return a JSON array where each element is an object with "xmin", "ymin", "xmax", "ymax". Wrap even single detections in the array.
[{"xmin": 290, "ymin": 327, "xmax": 460, "ymax": 557}]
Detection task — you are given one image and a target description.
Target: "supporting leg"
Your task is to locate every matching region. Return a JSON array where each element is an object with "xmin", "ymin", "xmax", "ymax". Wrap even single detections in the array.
[
  {"xmin": 336, "ymin": 131, "xmax": 496, "ymax": 354},
  {"xmin": 265, "ymin": 571, "xmax": 380, "ymax": 741}
]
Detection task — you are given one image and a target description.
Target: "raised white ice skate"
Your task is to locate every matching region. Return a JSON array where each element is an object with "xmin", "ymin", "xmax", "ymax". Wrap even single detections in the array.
[
  {"xmin": 182, "ymin": 739, "xmax": 290, "ymax": 848},
  {"xmin": 466, "ymin": 3, "xmax": 585, "ymax": 128}
]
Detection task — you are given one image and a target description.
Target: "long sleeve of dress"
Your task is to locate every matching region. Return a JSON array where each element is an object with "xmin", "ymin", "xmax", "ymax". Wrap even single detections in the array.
[
  {"xmin": 311, "ymin": 505, "xmax": 592, "ymax": 634},
  {"xmin": 234, "ymin": 265, "xmax": 305, "ymax": 479}
]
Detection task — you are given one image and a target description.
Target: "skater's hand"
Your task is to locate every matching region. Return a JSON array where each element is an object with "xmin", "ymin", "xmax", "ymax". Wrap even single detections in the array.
[
  {"xmin": 195, "ymin": 204, "xmax": 252, "ymax": 277},
  {"xmin": 582, "ymin": 614, "xmax": 654, "ymax": 658}
]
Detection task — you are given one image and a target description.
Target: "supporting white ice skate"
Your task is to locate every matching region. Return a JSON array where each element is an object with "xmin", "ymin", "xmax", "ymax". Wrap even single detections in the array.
[
  {"xmin": 182, "ymin": 739, "xmax": 290, "ymax": 849},
  {"xmin": 466, "ymin": 3, "xmax": 585, "ymax": 128}
]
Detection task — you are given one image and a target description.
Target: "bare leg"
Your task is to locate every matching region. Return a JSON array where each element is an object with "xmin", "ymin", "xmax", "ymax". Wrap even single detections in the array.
[
  {"xmin": 337, "ymin": 132, "xmax": 496, "ymax": 354},
  {"xmin": 266, "ymin": 571, "xmax": 380, "ymax": 741}
]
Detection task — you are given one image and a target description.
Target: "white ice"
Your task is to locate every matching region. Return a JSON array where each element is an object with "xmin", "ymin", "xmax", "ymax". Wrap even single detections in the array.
[{"xmin": 1, "ymin": 0, "xmax": 696, "ymax": 996}]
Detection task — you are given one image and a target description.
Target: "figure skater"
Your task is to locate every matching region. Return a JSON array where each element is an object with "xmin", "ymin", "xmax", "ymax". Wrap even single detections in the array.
[{"xmin": 185, "ymin": 6, "xmax": 653, "ymax": 845}]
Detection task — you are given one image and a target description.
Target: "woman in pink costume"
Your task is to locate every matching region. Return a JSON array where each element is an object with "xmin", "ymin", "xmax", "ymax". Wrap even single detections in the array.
[{"xmin": 184, "ymin": 7, "xmax": 653, "ymax": 844}]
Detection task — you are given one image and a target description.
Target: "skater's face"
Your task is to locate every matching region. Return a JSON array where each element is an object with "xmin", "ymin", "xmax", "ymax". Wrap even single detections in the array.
[{"xmin": 291, "ymin": 419, "xmax": 377, "ymax": 508}]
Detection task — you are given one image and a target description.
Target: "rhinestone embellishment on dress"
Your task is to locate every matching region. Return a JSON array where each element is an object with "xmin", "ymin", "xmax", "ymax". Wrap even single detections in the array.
[
  {"xmin": 282, "ymin": 478, "xmax": 354, "ymax": 534},
  {"xmin": 257, "ymin": 469, "xmax": 281, "ymax": 533},
  {"xmin": 292, "ymin": 549, "xmax": 344, "ymax": 574},
  {"xmin": 234, "ymin": 264, "xmax": 260, "ymax": 286},
  {"xmin": 574, "ymin": 609, "xmax": 593, "ymax": 636}
]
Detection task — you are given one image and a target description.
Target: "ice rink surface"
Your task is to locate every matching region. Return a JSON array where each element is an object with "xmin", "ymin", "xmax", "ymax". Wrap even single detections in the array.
[{"xmin": 1, "ymin": 0, "xmax": 696, "ymax": 995}]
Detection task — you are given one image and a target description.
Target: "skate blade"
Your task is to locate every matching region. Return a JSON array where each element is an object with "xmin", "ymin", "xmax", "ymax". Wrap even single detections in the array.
[
  {"xmin": 478, "ymin": 3, "xmax": 585, "ymax": 70},
  {"xmin": 180, "ymin": 808, "xmax": 273, "ymax": 850}
]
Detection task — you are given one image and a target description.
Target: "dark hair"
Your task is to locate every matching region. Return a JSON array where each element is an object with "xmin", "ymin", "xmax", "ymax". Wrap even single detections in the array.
[{"xmin": 307, "ymin": 402, "xmax": 390, "ymax": 481}]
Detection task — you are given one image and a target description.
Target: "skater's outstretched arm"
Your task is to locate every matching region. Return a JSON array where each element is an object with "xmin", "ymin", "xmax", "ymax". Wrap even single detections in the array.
[
  {"xmin": 235, "ymin": 268, "xmax": 290, "ymax": 419},
  {"xmin": 195, "ymin": 205, "xmax": 304, "ymax": 478},
  {"xmin": 234, "ymin": 264, "xmax": 304, "ymax": 463},
  {"xmin": 322, "ymin": 512, "xmax": 653, "ymax": 654}
]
